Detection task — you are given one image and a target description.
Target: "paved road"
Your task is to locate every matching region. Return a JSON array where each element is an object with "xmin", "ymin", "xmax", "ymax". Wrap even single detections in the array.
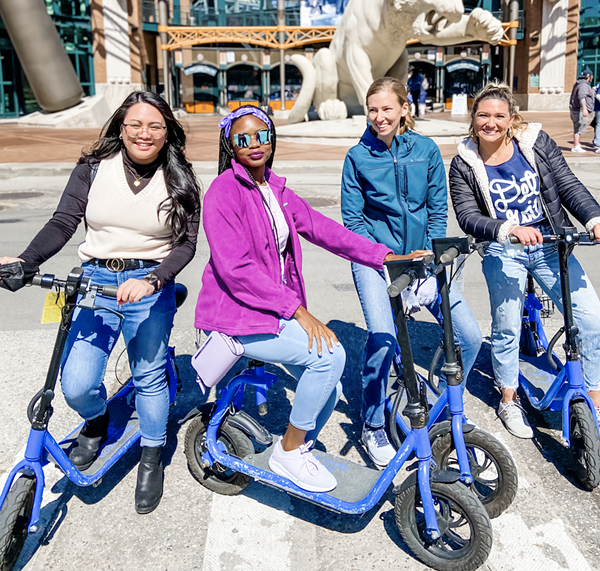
[{"xmin": 1, "ymin": 160, "xmax": 600, "ymax": 571}]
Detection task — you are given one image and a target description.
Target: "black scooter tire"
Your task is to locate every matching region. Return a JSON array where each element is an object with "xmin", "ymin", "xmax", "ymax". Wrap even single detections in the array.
[
  {"xmin": 395, "ymin": 479, "xmax": 492, "ymax": 571},
  {"xmin": 569, "ymin": 401, "xmax": 600, "ymax": 490},
  {"xmin": 184, "ymin": 411, "xmax": 253, "ymax": 495},
  {"xmin": 0, "ymin": 475, "xmax": 36, "ymax": 571},
  {"xmin": 431, "ymin": 428, "xmax": 518, "ymax": 519}
]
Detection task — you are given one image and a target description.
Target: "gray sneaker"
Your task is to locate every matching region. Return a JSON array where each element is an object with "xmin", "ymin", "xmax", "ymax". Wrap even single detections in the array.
[
  {"xmin": 498, "ymin": 398, "xmax": 533, "ymax": 439},
  {"xmin": 361, "ymin": 425, "xmax": 396, "ymax": 467}
]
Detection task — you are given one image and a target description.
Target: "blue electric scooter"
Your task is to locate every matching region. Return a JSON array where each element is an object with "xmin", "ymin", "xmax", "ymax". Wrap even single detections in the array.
[
  {"xmin": 385, "ymin": 237, "xmax": 518, "ymax": 519},
  {"xmin": 516, "ymin": 227, "xmax": 600, "ymax": 489},
  {"xmin": 184, "ymin": 239, "xmax": 493, "ymax": 571},
  {"xmin": 0, "ymin": 267, "xmax": 186, "ymax": 570}
]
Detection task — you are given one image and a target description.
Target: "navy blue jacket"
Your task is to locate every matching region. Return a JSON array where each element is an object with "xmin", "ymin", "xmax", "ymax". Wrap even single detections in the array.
[{"xmin": 341, "ymin": 126, "xmax": 447, "ymax": 255}]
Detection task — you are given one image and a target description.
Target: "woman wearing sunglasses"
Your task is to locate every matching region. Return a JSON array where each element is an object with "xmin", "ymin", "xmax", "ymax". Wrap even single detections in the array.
[
  {"xmin": 0, "ymin": 92, "xmax": 201, "ymax": 513},
  {"xmin": 196, "ymin": 105, "xmax": 410, "ymax": 492}
]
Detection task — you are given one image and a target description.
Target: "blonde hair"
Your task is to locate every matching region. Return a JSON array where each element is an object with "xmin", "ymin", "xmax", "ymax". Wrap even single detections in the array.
[
  {"xmin": 469, "ymin": 80, "xmax": 527, "ymax": 141},
  {"xmin": 366, "ymin": 77, "xmax": 415, "ymax": 134}
]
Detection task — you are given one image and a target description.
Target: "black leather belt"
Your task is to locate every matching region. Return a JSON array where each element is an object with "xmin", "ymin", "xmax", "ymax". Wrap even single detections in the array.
[{"xmin": 91, "ymin": 258, "xmax": 159, "ymax": 272}]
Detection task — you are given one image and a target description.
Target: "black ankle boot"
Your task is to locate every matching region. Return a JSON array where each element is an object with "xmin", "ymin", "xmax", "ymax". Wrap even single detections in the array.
[
  {"xmin": 135, "ymin": 446, "xmax": 164, "ymax": 515},
  {"xmin": 69, "ymin": 410, "xmax": 109, "ymax": 471}
]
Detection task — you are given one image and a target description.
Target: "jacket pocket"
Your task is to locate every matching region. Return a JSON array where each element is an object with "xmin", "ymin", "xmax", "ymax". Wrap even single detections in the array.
[{"xmin": 404, "ymin": 161, "xmax": 430, "ymax": 212}]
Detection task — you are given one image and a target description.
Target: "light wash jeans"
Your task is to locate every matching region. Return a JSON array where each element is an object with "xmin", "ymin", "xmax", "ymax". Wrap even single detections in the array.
[
  {"xmin": 482, "ymin": 240, "xmax": 600, "ymax": 391},
  {"xmin": 60, "ymin": 262, "xmax": 176, "ymax": 447},
  {"xmin": 237, "ymin": 318, "xmax": 345, "ymax": 443},
  {"xmin": 351, "ymin": 262, "xmax": 482, "ymax": 429},
  {"xmin": 594, "ymin": 115, "xmax": 600, "ymax": 148}
]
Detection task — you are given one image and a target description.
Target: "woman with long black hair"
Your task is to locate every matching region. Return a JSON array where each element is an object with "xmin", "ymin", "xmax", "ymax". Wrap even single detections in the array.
[{"xmin": 0, "ymin": 91, "xmax": 201, "ymax": 513}]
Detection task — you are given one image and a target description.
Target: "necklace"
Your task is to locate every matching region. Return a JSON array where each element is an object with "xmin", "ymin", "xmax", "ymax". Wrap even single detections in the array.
[{"xmin": 124, "ymin": 164, "xmax": 144, "ymax": 187}]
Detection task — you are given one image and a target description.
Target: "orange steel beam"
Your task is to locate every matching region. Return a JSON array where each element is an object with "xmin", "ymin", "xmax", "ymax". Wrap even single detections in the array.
[{"xmin": 159, "ymin": 21, "xmax": 518, "ymax": 51}]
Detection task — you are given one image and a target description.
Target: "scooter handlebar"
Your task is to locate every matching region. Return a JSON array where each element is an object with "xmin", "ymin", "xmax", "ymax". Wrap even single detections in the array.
[
  {"xmin": 99, "ymin": 285, "xmax": 119, "ymax": 298},
  {"xmin": 388, "ymin": 273, "xmax": 413, "ymax": 298},
  {"xmin": 508, "ymin": 230, "xmax": 596, "ymax": 245},
  {"xmin": 439, "ymin": 246, "xmax": 460, "ymax": 265}
]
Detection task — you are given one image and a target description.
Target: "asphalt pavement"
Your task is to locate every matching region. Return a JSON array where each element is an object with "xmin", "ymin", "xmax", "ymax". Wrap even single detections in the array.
[{"xmin": 1, "ymin": 159, "xmax": 600, "ymax": 571}]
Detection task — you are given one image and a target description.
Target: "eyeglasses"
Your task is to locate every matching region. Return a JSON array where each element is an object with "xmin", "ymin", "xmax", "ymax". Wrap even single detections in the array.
[
  {"xmin": 233, "ymin": 129, "xmax": 271, "ymax": 148},
  {"xmin": 122, "ymin": 123, "xmax": 167, "ymax": 139}
]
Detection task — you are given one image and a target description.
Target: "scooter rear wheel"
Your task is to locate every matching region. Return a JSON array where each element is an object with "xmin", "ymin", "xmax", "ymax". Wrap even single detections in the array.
[
  {"xmin": 431, "ymin": 428, "xmax": 518, "ymax": 519},
  {"xmin": 569, "ymin": 401, "xmax": 600, "ymax": 490},
  {"xmin": 184, "ymin": 411, "xmax": 253, "ymax": 495},
  {"xmin": 0, "ymin": 475, "xmax": 36, "ymax": 571},
  {"xmin": 395, "ymin": 479, "xmax": 492, "ymax": 571}
]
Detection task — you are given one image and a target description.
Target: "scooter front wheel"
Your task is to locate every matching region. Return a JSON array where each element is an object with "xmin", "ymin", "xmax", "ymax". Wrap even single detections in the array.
[
  {"xmin": 569, "ymin": 401, "xmax": 600, "ymax": 490},
  {"xmin": 395, "ymin": 479, "xmax": 492, "ymax": 571},
  {"xmin": 431, "ymin": 428, "xmax": 518, "ymax": 519},
  {"xmin": 184, "ymin": 410, "xmax": 253, "ymax": 496},
  {"xmin": 0, "ymin": 475, "xmax": 36, "ymax": 571}
]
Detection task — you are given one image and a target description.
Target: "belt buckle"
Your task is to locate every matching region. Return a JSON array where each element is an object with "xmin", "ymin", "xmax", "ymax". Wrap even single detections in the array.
[{"xmin": 107, "ymin": 258, "xmax": 126, "ymax": 272}]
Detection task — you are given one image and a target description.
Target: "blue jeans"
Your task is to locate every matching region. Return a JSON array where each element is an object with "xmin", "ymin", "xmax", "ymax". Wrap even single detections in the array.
[
  {"xmin": 60, "ymin": 263, "xmax": 176, "ymax": 447},
  {"xmin": 351, "ymin": 262, "xmax": 482, "ymax": 428},
  {"xmin": 594, "ymin": 114, "xmax": 600, "ymax": 148},
  {"xmin": 482, "ymin": 241, "xmax": 600, "ymax": 391},
  {"xmin": 237, "ymin": 318, "xmax": 345, "ymax": 443}
]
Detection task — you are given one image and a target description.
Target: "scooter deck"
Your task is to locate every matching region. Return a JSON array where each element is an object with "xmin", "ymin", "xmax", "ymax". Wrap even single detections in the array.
[
  {"xmin": 58, "ymin": 383, "xmax": 140, "ymax": 475},
  {"xmin": 243, "ymin": 443, "xmax": 382, "ymax": 503},
  {"xmin": 519, "ymin": 354, "xmax": 558, "ymax": 401}
]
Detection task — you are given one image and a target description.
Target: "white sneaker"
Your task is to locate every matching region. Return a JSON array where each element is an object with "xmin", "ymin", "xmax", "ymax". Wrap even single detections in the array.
[
  {"xmin": 268, "ymin": 437, "xmax": 337, "ymax": 492},
  {"xmin": 361, "ymin": 425, "xmax": 396, "ymax": 467},
  {"xmin": 571, "ymin": 146, "xmax": 587, "ymax": 153},
  {"xmin": 595, "ymin": 147, "xmax": 600, "ymax": 154},
  {"xmin": 498, "ymin": 398, "xmax": 533, "ymax": 439}
]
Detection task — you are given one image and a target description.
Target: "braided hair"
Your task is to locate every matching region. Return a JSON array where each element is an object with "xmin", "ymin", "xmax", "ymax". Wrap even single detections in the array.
[{"xmin": 218, "ymin": 105, "xmax": 277, "ymax": 175}]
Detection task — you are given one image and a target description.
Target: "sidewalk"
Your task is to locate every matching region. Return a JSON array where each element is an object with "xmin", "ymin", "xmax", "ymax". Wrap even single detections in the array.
[{"xmin": 0, "ymin": 111, "xmax": 597, "ymax": 164}]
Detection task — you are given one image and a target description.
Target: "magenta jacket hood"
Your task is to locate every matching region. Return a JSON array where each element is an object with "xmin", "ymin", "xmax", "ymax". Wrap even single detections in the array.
[{"xmin": 195, "ymin": 160, "xmax": 392, "ymax": 336}]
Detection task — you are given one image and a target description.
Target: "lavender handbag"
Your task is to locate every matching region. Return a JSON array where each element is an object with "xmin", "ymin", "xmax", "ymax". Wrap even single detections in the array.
[{"xmin": 191, "ymin": 331, "xmax": 245, "ymax": 394}]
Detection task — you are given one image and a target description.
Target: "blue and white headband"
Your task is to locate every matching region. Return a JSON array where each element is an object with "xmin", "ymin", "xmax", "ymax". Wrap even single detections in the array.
[{"xmin": 219, "ymin": 107, "xmax": 271, "ymax": 138}]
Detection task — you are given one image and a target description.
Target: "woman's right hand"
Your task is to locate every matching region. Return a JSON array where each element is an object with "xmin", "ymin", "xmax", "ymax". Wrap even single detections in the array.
[
  {"xmin": 293, "ymin": 305, "xmax": 339, "ymax": 356},
  {"xmin": 0, "ymin": 257, "xmax": 24, "ymax": 265},
  {"xmin": 508, "ymin": 226, "xmax": 543, "ymax": 246},
  {"xmin": 384, "ymin": 250, "xmax": 432, "ymax": 262}
]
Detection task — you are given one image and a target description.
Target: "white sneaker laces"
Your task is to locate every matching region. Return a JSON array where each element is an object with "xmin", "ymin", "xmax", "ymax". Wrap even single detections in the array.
[{"xmin": 298, "ymin": 440, "xmax": 320, "ymax": 476}]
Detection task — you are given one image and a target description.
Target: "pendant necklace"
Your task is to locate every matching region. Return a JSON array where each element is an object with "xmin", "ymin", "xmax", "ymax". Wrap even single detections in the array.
[{"xmin": 125, "ymin": 164, "xmax": 144, "ymax": 187}]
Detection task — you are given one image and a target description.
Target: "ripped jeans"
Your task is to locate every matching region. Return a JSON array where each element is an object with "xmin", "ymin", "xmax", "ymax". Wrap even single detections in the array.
[{"xmin": 482, "ymin": 240, "xmax": 600, "ymax": 391}]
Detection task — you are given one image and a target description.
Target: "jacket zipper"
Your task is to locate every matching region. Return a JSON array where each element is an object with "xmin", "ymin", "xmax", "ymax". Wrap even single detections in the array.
[{"xmin": 393, "ymin": 153, "xmax": 409, "ymax": 255}]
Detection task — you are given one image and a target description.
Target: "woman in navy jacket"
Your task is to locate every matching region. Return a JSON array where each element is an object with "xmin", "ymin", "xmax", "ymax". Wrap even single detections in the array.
[{"xmin": 341, "ymin": 77, "xmax": 482, "ymax": 467}]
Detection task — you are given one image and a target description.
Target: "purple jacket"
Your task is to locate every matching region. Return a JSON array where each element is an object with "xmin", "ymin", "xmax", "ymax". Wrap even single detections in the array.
[{"xmin": 195, "ymin": 160, "xmax": 392, "ymax": 336}]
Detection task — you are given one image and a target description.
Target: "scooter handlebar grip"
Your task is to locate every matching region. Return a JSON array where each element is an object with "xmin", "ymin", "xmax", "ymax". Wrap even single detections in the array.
[
  {"xmin": 388, "ymin": 273, "xmax": 412, "ymax": 298},
  {"xmin": 100, "ymin": 285, "xmax": 119, "ymax": 298},
  {"xmin": 439, "ymin": 247, "xmax": 460, "ymax": 265},
  {"xmin": 31, "ymin": 274, "xmax": 44, "ymax": 287},
  {"xmin": 509, "ymin": 235, "xmax": 520, "ymax": 244}
]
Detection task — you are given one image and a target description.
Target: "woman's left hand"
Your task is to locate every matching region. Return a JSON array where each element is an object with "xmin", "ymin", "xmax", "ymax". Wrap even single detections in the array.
[
  {"xmin": 116, "ymin": 278, "xmax": 155, "ymax": 305},
  {"xmin": 592, "ymin": 224, "xmax": 600, "ymax": 242},
  {"xmin": 384, "ymin": 250, "xmax": 432, "ymax": 263}
]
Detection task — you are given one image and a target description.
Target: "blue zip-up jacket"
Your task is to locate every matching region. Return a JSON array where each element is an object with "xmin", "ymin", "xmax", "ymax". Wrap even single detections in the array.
[{"xmin": 341, "ymin": 126, "xmax": 447, "ymax": 254}]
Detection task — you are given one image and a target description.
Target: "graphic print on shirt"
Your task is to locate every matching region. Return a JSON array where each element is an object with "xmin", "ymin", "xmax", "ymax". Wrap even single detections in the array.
[
  {"xmin": 484, "ymin": 143, "xmax": 544, "ymax": 226},
  {"xmin": 489, "ymin": 170, "xmax": 542, "ymax": 225}
]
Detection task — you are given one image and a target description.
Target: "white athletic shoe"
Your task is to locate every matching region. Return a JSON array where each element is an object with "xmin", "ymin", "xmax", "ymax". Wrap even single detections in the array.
[
  {"xmin": 571, "ymin": 146, "xmax": 587, "ymax": 153},
  {"xmin": 594, "ymin": 147, "xmax": 600, "ymax": 154},
  {"xmin": 498, "ymin": 398, "xmax": 533, "ymax": 439},
  {"xmin": 361, "ymin": 425, "xmax": 396, "ymax": 467},
  {"xmin": 268, "ymin": 437, "xmax": 337, "ymax": 493}
]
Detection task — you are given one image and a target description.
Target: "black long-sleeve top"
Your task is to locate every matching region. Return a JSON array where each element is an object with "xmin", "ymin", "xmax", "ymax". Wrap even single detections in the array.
[{"xmin": 19, "ymin": 151, "xmax": 200, "ymax": 287}]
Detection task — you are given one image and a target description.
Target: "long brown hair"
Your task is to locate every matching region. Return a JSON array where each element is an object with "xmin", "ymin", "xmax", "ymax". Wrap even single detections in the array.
[
  {"xmin": 469, "ymin": 80, "xmax": 527, "ymax": 141},
  {"xmin": 366, "ymin": 77, "xmax": 415, "ymax": 134}
]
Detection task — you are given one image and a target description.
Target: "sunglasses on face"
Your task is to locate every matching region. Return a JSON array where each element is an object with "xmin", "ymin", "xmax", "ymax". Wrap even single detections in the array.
[{"xmin": 233, "ymin": 129, "xmax": 271, "ymax": 148}]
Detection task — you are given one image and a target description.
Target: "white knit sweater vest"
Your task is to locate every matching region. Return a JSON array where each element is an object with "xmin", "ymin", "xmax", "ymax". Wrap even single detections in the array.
[{"xmin": 78, "ymin": 153, "xmax": 172, "ymax": 262}]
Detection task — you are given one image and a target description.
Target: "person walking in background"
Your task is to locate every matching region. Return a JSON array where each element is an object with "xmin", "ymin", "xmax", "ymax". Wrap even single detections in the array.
[
  {"xmin": 593, "ymin": 78, "xmax": 600, "ymax": 154},
  {"xmin": 407, "ymin": 67, "xmax": 422, "ymax": 118},
  {"xmin": 569, "ymin": 68, "xmax": 595, "ymax": 153}
]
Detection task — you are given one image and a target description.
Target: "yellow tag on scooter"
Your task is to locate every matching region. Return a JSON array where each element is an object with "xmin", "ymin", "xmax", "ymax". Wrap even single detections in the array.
[{"xmin": 41, "ymin": 292, "xmax": 65, "ymax": 324}]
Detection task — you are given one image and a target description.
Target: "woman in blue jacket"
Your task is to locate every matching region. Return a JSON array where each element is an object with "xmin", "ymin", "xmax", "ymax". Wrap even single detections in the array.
[{"xmin": 341, "ymin": 77, "xmax": 482, "ymax": 467}]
